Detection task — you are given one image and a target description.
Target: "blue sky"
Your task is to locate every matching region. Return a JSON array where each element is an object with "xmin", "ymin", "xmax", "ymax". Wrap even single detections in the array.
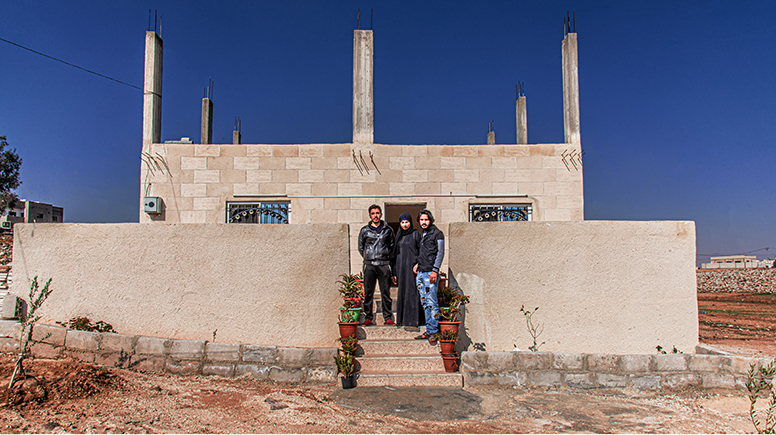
[{"xmin": 1, "ymin": 1, "xmax": 774, "ymax": 265}]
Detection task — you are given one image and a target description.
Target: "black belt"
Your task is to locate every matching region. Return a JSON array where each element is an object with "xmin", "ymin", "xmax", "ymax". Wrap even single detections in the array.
[{"xmin": 366, "ymin": 260, "xmax": 390, "ymax": 266}]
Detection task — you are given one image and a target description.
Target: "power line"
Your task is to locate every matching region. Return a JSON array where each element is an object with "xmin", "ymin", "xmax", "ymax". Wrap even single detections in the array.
[
  {"xmin": 697, "ymin": 247, "xmax": 770, "ymax": 257},
  {"xmin": 0, "ymin": 36, "xmax": 142, "ymax": 91}
]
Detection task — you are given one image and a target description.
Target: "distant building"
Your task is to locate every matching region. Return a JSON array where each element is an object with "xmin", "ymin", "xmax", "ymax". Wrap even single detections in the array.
[
  {"xmin": 700, "ymin": 255, "xmax": 772, "ymax": 269},
  {"xmin": 0, "ymin": 199, "xmax": 64, "ymax": 231}
]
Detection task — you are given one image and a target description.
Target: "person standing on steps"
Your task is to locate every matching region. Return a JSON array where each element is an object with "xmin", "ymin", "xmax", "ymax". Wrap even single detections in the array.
[
  {"xmin": 358, "ymin": 204, "xmax": 395, "ymax": 327},
  {"xmin": 391, "ymin": 212, "xmax": 423, "ymax": 330},
  {"xmin": 413, "ymin": 209, "xmax": 444, "ymax": 343}
]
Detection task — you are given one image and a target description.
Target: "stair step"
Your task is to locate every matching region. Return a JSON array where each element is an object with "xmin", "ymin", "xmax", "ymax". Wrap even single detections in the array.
[
  {"xmin": 358, "ymin": 354, "xmax": 443, "ymax": 372},
  {"xmin": 357, "ymin": 325, "xmax": 425, "ymax": 340},
  {"xmin": 356, "ymin": 372, "xmax": 462, "ymax": 388},
  {"xmin": 359, "ymin": 339, "xmax": 439, "ymax": 356}
]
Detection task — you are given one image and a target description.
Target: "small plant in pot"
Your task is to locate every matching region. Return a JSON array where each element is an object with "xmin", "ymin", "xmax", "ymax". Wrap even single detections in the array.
[
  {"xmin": 436, "ymin": 329, "xmax": 458, "ymax": 355},
  {"xmin": 441, "ymin": 353, "xmax": 460, "ymax": 373},
  {"xmin": 338, "ymin": 273, "xmax": 365, "ymax": 304},
  {"xmin": 338, "ymin": 307, "xmax": 359, "ymax": 339},
  {"xmin": 339, "ymin": 336, "xmax": 358, "ymax": 355},
  {"xmin": 436, "ymin": 284, "xmax": 470, "ymax": 334},
  {"xmin": 334, "ymin": 349, "xmax": 357, "ymax": 389}
]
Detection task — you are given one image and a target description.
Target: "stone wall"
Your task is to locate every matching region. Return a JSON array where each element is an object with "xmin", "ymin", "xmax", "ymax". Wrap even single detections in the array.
[
  {"xmin": 11, "ymin": 223, "xmax": 349, "ymax": 348},
  {"xmin": 0, "ymin": 322, "xmax": 336, "ymax": 383},
  {"xmin": 450, "ymin": 221, "xmax": 698, "ymax": 354},
  {"xmin": 697, "ymin": 268, "xmax": 776, "ymax": 293},
  {"xmin": 139, "ymin": 142, "xmax": 584, "ymax": 272},
  {"xmin": 461, "ymin": 348, "xmax": 764, "ymax": 390}
]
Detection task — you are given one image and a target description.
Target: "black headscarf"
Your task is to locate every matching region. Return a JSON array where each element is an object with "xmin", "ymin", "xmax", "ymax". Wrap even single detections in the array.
[{"xmin": 392, "ymin": 212, "xmax": 415, "ymax": 257}]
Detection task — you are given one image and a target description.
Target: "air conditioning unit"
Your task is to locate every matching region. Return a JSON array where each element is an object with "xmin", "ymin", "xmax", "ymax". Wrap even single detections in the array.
[{"xmin": 144, "ymin": 197, "xmax": 163, "ymax": 214}]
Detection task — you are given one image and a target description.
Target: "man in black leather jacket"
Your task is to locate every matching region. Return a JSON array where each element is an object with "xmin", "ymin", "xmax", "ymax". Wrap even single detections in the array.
[{"xmin": 358, "ymin": 204, "xmax": 395, "ymax": 326}]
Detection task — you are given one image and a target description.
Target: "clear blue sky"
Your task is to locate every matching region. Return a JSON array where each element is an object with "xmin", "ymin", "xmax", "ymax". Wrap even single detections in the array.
[{"xmin": 1, "ymin": 1, "xmax": 774, "ymax": 265}]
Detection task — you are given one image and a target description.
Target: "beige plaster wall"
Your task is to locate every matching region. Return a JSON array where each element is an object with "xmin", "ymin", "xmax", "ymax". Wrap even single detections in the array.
[
  {"xmin": 11, "ymin": 223, "xmax": 348, "ymax": 347},
  {"xmin": 449, "ymin": 221, "xmax": 698, "ymax": 354},
  {"xmin": 139, "ymin": 142, "xmax": 584, "ymax": 272}
]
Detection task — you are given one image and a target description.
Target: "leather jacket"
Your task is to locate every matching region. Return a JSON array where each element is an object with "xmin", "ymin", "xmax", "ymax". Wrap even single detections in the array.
[{"xmin": 358, "ymin": 221, "xmax": 395, "ymax": 264}]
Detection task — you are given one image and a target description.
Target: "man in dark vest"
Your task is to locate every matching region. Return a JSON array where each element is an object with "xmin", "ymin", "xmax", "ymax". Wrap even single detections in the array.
[
  {"xmin": 413, "ymin": 209, "xmax": 444, "ymax": 342},
  {"xmin": 358, "ymin": 204, "xmax": 395, "ymax": 326}
]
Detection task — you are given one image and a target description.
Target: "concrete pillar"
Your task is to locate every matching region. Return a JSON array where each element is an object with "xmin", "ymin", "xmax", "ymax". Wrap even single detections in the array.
[
  {"xmin": 142, "ymin": 31, "xmax": 163, "ymax": 146},
  {"xmin": 353, "ymin": 30, "xmax": 374, "ymax": 144},
  {"xmin": 201, "ymin": 97, "xmax": 213, "ymax": 144},
  {"xmin": 233, "ymin": 116, "xmax": 241, "ymax": 144},
  {"xmin": 487, "ymin": 131, "xmax": 495, "ymax": 145},
  {"xmin": 562, "ymin": 32, "xmax": 580, "ymax": 144},
  {"xmin": 516, "ymin": 96, "xmax": 527, "ymax": 144}
]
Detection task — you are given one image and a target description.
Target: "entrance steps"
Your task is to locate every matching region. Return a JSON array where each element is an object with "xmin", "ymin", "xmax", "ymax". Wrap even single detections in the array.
[{"xmin": 355, "ymin": 325, "xmax": 462, "ymax": 388}]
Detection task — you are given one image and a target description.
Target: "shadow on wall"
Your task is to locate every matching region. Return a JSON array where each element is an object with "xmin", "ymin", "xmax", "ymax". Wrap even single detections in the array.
[{"xmin": 448, "ymin": 268, "xmax": 482, "ymax": 353}]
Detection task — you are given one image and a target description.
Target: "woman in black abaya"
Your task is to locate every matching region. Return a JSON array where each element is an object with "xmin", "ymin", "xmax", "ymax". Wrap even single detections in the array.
[{"xmin": 391, "ymin": 212, "xmax": 424, "ymax": 328}]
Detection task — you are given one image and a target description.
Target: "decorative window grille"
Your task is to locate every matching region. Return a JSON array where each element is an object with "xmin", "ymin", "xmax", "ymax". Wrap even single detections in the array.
[
  {"xmin": 227, "ymin": 202, "xmax": 290, "ymax": 224},
  {"xmin": 469, "ymin": 204, "xmax": 532, "ymax": 222}
]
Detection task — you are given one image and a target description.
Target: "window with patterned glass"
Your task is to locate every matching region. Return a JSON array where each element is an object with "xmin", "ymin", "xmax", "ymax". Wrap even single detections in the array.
[
  {"xmin": 227, "ymin": 202, "xmax": 290, "ymax": 224},
  {"xmin": 469, "ymin": 204, "xmax": 532, "ymax": 222}
]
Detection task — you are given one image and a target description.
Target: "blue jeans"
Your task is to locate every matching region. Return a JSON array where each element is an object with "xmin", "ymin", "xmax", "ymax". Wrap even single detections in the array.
[{"xmin": 416, "ymin": 272, "xmax": 439, "ymax": 334}]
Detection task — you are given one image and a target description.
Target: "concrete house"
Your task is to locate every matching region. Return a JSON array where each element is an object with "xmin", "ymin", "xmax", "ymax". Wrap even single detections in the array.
[{"xmin": 138, "ymin": 25, "xmax": 584, "ymax": 270}]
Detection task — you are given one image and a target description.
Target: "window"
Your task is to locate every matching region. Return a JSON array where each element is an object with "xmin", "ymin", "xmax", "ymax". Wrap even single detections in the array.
[
  {"xmin": 469, "ymin": 204, "xmax": 532, "ymax": 222},
  {"xmin": 227, "ymin": 202, "xmax": 289, "ymax": 224}
]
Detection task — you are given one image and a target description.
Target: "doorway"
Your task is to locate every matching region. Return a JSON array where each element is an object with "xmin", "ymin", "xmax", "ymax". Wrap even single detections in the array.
[{"xmin": 385, "ymin": 203, "xmax": 426, "ymax": 235}]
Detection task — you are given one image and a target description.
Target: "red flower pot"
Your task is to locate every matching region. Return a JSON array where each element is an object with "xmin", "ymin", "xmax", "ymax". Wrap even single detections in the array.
[
  {"xmin": 338, "ymin": 322, "xmax": 358, "ymax": 339},
  {"xmin": 441, "ymin": 354, "xmax": 459, "ymax": 373},
  {"xmin": 438, "ymin": 321, "xmax": 460, "ymax": 335},
  {"xmin": 438, "ymin": 340, "xmax": 456, "ymax": 355}
]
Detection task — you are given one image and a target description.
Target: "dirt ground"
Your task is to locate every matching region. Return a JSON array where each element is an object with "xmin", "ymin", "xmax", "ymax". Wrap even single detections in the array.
[{"xmin": 0, "ymin": 291, "xmax": 772, "ymax": 434}]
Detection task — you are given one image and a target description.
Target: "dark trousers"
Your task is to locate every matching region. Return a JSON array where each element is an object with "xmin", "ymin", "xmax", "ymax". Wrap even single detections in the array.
[{"xmin": 363, "ymin": 263, "xmax": 393, "ymax": 322}]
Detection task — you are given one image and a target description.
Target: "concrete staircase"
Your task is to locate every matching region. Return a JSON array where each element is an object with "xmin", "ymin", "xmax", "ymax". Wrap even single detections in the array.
[
  {"xmin": 0, "ymin": 267, "xmax": 11, "ymax": 316},
  {"xmin": 355, "ymin": 315, "xmax": 462, "ymax": 387}
]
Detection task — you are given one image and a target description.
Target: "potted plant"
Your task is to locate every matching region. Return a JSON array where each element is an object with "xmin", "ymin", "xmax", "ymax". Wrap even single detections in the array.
[
  {"xmin": 338, "ymin": 273, "xmax": 364, "ymax": 305},
  {"xmin": 436, "ymin": 284, "xmax": 470, "ymax": 334},
  {"xmin": 338, "ymin": 308, "xmax": 359, "ymax": 338},
  {"xmin": 436, "ymin": 328, "xmax": 458, "ymax": 355},
  {"xmin": 441, "ymin": 353, "xmax": 460, "ymax": 373},
  {"xmin": 339, "ymin": 336, "xmax": 358, "ymax": 355},
  {"xmin": 334, "ymin": 349, "xmax": 357, "ymax": 389}
]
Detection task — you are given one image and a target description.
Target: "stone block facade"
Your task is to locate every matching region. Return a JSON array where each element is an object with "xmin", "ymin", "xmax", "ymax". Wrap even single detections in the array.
[
  {"xmin": 140, "ymin": 142, "xmax": 583, "ymax": 271},
  {"xmin": 461, "ymin": 349, "xmax": 764, "ymax": 390}
]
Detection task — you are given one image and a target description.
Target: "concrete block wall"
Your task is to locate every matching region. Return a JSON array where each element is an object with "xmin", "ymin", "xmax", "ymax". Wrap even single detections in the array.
[
  {"xmin": 461, "ymin": 349, "xmax": 763, "ymax": 390},
  {"xmin": 0, "ymin": 323, "xmax": 337, "ymax": 383},
  {"xmin": 139, "ymin": 142, "xmax": 584, "ymax": 272}
]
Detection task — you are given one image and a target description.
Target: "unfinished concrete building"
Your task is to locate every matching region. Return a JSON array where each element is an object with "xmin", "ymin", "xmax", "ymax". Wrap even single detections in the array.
[{"xmin": 139, "ymin": 24, "xmax": 584, "ymax": 269}]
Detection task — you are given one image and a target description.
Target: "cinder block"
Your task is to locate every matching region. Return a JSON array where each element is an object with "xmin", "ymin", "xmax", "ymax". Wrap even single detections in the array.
[
  {"xmin": 725, "ymin": 356, "xmax": 758, "ymax": 375},
  {"xmin": 243, "ymin": 345, "xmax": 278, "ymax": 364},
  {"xmin": 305, "ymin": 367, "xmax": 337, "ymax": 383},
  {"xmin": 655, "ymin": 354, "xmax": 688, "ymax": 372},
  {"xmin": 30, "ymin": 342, "xmax": 58, "ymax": 358},
  {"xmin": 0, "ymin": 337, "xmax": 19, "ymax": 353},
  {"xmin": 488, "ymin": 371, "xmax": 522, "ymax": 386},
  {"xmin": 462, "ymin": 371, "xmax": 496, "ymax": 386},
  {"xmin": 130, "ymin": 356, "xmax": 165, "ymax": 373},
  {"xmin": 595, "ymin": 373, "xmax": 629, "ymax": 388},
  {"xmin": 269, "ymin": 367, "xmax": 305, "ymax": 383},
  {"xmin": 565, "ymin": 373, "xmax": 595, "ymax": 389},
  {"xmin": 95, "ymin": 351, "xmax": 131, "ymax": 369},
  {"xmin": 689, "ymin": 355, "xmax": 726, "ymax": 373},
  {"xmin": 517, "ymin": 352, "xmax": 551, "ymax": 370},
  {"xmin": 527, "ymin": 371, "xmax": 561, "ymax": 388},
  {"xmin": 203, "ymin": 363, "xmax": 235, "ymax": 377},
  {"xmin": 304, "ymin": 348, "xmax": 337, "ymax": 366},
  {"xmin": 32, "ymin": 324, "xmax": 66, "ymax": 346},
  {"xmin": 135, "ymin": 336, "xmax": 168, "ymax": 355},
  {"xmin": 206, "ymin": 342, "xmax": 240, "ymax": 362},
  {"xmin": 100, "ymin": 333, "xmax": 136, "ymax": 353},
  {"xmin": 486, "ymin": 352, "xmax": 516, "ymax": 372},
  {"xmin": 587, "ymin": 354, "xmax": 620, "ymax": 373},
  {"xmin": 277, "ymin": 347, "xmax": 306, "ymax": 369},
  {"xmin": 664, "ymin": 373, "xmax": 700, "ymax": 389},
  {"xmin": 461, "ymin": 352, "xmax": 487, "ymax": 370},
  {"xmin": 553, "ymin": 353, "xmax": 584, "ymax": 370},
  {"xmin": 0, "ymin": 320, "xmax": 21, "ymax": 338},
  {"xmin": 701, "ymin": 373, "xmax": 736, "ymax": 389},
  {"xmin": 620, "ymin": 355, "xmax": 651, "ymax": 373},
  {"xmin": 235, "ymin": 364, "xmax": 270, "ymax": 380},
  {"xmin": 165, "ymin": 360, "xmax": 201, "ymax": 375},
  {"xmin": 630, "ymin": 375, "xmax": 661, "ymax": 390},
  {"xmin": 65, "ymin": 330, "xmax": 100, "ymax": 351},
  {"xmin": 170, "ymin": 340, "xmax": 204, "ymax": 360}
]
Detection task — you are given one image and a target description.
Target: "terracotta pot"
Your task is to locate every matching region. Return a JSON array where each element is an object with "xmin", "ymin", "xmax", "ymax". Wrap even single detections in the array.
[
  {"xmin": 441, "ymin": 354, "xmax": 459, "ymax": 373},
  {"xmin": 438, "ymin": 339, "xmax": 456, "ymax": 355},
  {"xmin": 438, "ymin": 320, "xmax": 460, "ymax": 335},
  {"xmin": 338, "ymin": 322, "xmax": 358, "ymax": 338},
  {"xmin": 340, "ymin": 374, "xmax": 357, "ymax": 389}
]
